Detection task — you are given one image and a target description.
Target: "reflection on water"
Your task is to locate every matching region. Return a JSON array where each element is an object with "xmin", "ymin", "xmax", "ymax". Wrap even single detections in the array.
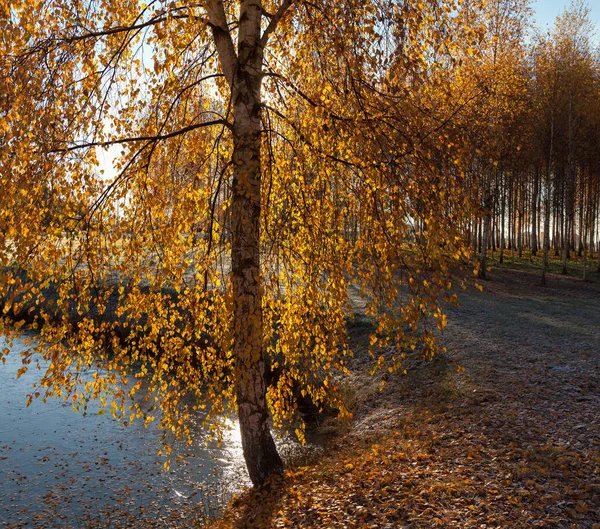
[{"xmin": 0, "ymin": 334, "xmax": 251, "ymax": 528}]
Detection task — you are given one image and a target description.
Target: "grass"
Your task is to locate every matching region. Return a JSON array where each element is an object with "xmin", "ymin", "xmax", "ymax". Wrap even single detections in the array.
[{"xmin": 485, "ymin": 247, "xmax": 600, "ymax": 283}]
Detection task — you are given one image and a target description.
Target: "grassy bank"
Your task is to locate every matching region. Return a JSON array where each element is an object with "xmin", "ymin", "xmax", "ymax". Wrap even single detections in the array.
[{"xmin": 485, "ymin": 249, "xmax": 600, "ymax": 283}]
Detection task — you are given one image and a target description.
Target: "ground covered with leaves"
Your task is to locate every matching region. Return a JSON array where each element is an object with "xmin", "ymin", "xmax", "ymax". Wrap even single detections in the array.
[{"xmin": 211, "ymin": 268, "xmax": 600, "ymax": 529}]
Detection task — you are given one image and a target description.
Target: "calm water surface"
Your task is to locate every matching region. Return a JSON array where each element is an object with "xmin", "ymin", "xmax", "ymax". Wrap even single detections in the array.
[{"xmin": 0, "ymin": 334, "xmax": 250, "ymax": 528}]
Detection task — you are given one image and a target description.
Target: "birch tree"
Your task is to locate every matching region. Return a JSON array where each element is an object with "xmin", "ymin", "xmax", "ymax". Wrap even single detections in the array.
[{"xmin": 1, "ymin": 0, "xmax": 484, "ymax": 485}]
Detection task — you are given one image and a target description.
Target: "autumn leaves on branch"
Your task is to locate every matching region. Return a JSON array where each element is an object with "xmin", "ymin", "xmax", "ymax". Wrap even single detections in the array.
[{"xmin": 0, "ymin": 0, "xmax": 598, "ymax": 484}]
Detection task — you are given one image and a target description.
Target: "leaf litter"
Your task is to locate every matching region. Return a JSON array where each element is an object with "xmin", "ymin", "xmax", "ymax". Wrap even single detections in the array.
[{"xmin": 211, "ymin": 269, "xmax": 599, "ymax": 529}]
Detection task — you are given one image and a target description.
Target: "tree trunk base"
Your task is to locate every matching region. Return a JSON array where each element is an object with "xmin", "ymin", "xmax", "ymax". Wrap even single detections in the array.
[{"xmin": 239, "ymin": 403, "xmax": 284, "ymax": 486}]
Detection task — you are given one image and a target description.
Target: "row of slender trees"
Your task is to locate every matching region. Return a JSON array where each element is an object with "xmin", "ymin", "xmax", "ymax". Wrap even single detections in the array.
[{"xmin": 461, "ymin": 0, "xmax": 600, "ymax": 281}]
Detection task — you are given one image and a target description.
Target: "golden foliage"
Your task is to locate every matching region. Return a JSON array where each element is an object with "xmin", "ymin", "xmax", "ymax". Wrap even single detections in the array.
[{"xmin": 0, "ymin": 0, "xmax": 488, "ymax": 460}]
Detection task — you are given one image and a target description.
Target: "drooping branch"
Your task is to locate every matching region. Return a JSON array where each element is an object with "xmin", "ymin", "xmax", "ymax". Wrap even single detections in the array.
[
  {"xmin": 265, "ymin": 68, "xmax": 355, "ymax": 122},
  {"xmin": 63, "ymin": 8, "xmax": 202, "ymax": 43},
  {"xmin": 49, "ymin": 119, "xmax": 232, "ymax": 153},
  {"xmin": 261, "ymin": 104, "xmax": 361, "ymax": 169},
  {"xmin": 17, "ymin": 4, "xmax": 202, "ymax": 59}
]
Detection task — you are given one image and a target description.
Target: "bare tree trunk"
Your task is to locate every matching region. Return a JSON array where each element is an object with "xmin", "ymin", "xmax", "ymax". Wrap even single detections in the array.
[
  {"xmin": 561, "ymin": 214, "xmax": 569, "ymax": 274},
  {"xmin": 562, "ymin": 91, "xmax": 576, "ymax": 275},
  {"xmin": 511, "ymin": 183, "xmax": 516, "ymax": 261},
  {"xmin": 532, "ymin": 166, "xmax": 539, "ymax": 256},
  {"xmin": 571, "ymin": 210, "xmax": 576, "ymax": 260},
  {"xmin": 231, "ymin": 100, "xmax": 284, "ymax": 485},
  {"xmin": 500, "ymin": 179, "xmax": 505, "ymax": 264},
  {"xmin": 479, "ymin": 186, "xmax": 491, "ymax": 280},
  {"xmin": 508, "ymin": 178, "xmax": 513, "ymax": 251},
  {"xmin": 542, "ymin": 193, "xmax": 551, "ymax": 286},
  {"xmin": 517, "ymin": 205, "xmax": 523, "ymax": 259},
  {"xmin": 491, "ymin": 210, "xmax": 496, "ymax": 255},
  {"xmin": 578, "ymin": 169, "xmax": 584, "ymax": 257},
  {"xmin": 597, "ymin": 229, "xmax": 600, "ymax": 273},
  {"xmin": 596, "ymin": 176, "xmax": 600, "ymax": 272},
  {"xmin": 537, "ymin": 183, "xmax": 542, "ymax": 254},
  {"xmin": 208, "ymin": 0, "xmax": 284, "ymax": 486},
  {"xmin": 589, "ymin": 177, "xmax": 596, "ymax": 260},
  {"xmin": 542, "ymin": 111, "xmax": 554, "ymax": 286},
  {"xmin": 554, "ymin": 181, "xmax": 561, "ymax": 257},
  {"xmin": 583, "ymin": 199, "xmax": 588, "ymax": 281},
  {"xmin": 491, "ymin": 177, "xmax": 497, "ymax": 257}
]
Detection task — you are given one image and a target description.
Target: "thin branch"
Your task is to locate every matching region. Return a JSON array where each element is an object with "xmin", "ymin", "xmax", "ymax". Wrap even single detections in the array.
[
  {"xmin": 260, "ymin": 0, "xmax": 295, "ymax": 48},
  {"xmin": 49, "ymin": 119, "xmax": 232, "ymax": 153},
  {"xmin": 262, "ymin": 104, "xmax": 358, "ymax": 169},
  {"xmin": 63, "ymin": 11, "xmax": 200, "ymax": 43},
  {"xmin": 265, "ymin": 69, "xmax": 354, "ymax": 122}
]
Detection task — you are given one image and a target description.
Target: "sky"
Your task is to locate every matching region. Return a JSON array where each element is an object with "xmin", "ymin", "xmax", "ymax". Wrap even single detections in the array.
[{"xmin": 531, "ymin": 0, "xmax": 600, "ymax": 37}]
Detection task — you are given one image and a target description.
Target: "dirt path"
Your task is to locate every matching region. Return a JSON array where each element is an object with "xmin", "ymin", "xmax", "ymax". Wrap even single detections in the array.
[
  {"xmin": 317, "ymin": 268, "xmax": 600, "ymax": 527},
  {"xmin": 371, "ymin": 267, "xmax": 600, "ymax": 527},
  {"xmin": 441, "ymin": 268, "xmax": 599, "ymax": 459}
]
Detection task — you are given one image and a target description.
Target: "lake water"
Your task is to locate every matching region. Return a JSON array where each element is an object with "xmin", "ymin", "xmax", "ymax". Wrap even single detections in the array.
[{"xmin": 0, "ymin": 334, "xmax": 252, "ymax": 529}]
